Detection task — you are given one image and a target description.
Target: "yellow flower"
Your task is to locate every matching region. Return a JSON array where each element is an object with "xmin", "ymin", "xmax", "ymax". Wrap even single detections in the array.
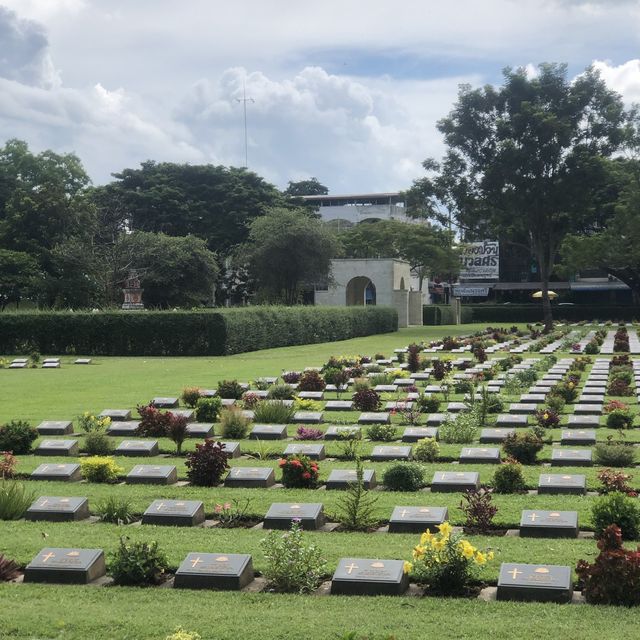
[
  {"xmin": 403, "ymin": 561, "xmax": 413, "ymax": 574},
  {"xmin": 475, "ymin": 552, "xmax": 487, "ymax": 565},
  {"xmin": 437, "ymin": 522, "xmax": 453, "ymax": 538},
  {"xmin": 412, "ymin": 545, "xmax": 425, "ymax": 559},
  {"xmin": 458, "ymin": 541, "xmax": 475, "ymax": 559},
  {"xmin": 420, "ymin": 530, "xmax": 434, "ymax": 545},
  {"xmin": 487, "ymin": 551, "xmax": 495, "ymax": 561},
  {"xmin": 432, "ymin": 537, "xmax": 446, "ymax": 551},
  {"xmin": 543, "ymin": 413, "xmax": 549, "ymax": 420}
]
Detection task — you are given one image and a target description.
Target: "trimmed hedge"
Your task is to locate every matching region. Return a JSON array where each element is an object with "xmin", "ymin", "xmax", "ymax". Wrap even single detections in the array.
[
  {"xmin": 0, "ymin": 306, "xmax": 398, "ymax": 356},
  {"xmin": 423, "ymin": 304, "xmax": 640, "ymax": 325}
]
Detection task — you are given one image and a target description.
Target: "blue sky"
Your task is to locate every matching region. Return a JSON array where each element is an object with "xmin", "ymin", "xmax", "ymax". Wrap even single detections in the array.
[{"xmin": 1, "ymin": 0, "xmax": 640, "ymax": 193}]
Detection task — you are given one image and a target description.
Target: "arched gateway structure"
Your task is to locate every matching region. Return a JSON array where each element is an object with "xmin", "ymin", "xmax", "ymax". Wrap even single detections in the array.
[{"xmin": 315, "ymin": 259, "xmax": 423, "ymax": 327}]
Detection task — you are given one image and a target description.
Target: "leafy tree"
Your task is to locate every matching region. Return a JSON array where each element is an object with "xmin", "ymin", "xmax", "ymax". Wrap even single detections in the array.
[
  {"xmin": 284, "ymin": 177, "xmax": 328, "ymax": 196},
  {"xmin": 104, "ymin": 162, "xmax": 285, "ymax": 254},
  {"xmin": 340, "ymin": 219, "xmax": 459, "ymax": 290},
  {"xmin": 408, "ymin": 64, "xmax": 627, "ymax": 329},
  {"xmin": 121, "ymin": 232, "xmax": 219, "ymax": 308},
  {"xmin": 0, "ymin": 249, "xmax": 41, "ymax": 309},
  {"xmin": 242, "ymin": 207, "xmax": 339, "ymax": 304},
  {"xmin": 0, "ymin": 139, "xmax": 94, "ymax": 300}
]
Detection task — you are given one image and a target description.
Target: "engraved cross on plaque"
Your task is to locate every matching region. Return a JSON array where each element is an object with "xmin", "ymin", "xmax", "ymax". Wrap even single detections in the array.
[
  {"xmin": 42, "ymin": 552, "xmax": 56, "ymax": 563},
  {"xmin": 191, "ymin": 557, "xmax": 203, "ymax": 568},
  {"xmin": 509, "ymin": 568, "xmax": 522, "ymax": 580},
  {"xmin": 345, "ymin": 562, "xmax": 359, "ymax": 574}
]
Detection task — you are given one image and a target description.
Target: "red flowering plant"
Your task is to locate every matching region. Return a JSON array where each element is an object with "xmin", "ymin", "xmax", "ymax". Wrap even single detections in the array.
[
  {"xmin": 604, "ymin": 400, "xmax": 629, "ymax": 414},
  {"xmin": 242, "ymin": 392, "xmax": 261, "ymax": 409},
  {"xmin": 576, "ymin": 524, "xmax": 640, "ymax": 606},
  {"xmin": 278, "ymin": 454, "xmax": 319, "ymax": 488},
  {"xmin": 597, "ymin": 469, "xmax": 637, "ymax": 497},
  {"xmin": 0, "ymin": 451, "xmax": 17, "ymax": 479}
]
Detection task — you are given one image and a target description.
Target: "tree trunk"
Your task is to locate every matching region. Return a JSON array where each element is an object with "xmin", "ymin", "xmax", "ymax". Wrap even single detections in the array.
[{"xmin": 536, "ymin": 248, "xmax": 554, "ymax": 333}]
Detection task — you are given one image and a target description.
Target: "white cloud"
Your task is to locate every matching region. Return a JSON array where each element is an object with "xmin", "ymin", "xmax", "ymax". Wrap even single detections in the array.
[{"xmin": 592, "ymin": 59, "xmax": 640, "ymax": 104}]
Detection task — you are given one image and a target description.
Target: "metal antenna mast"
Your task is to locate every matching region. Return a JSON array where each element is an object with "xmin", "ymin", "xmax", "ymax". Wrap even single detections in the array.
[{"xmin": 236, "ymin": 80, "xmax": 254, "ymax": 168}]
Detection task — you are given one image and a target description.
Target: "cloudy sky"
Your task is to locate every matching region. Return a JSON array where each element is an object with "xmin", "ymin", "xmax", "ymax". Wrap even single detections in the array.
[{"xmin": 1, "ymin": 0, "xmax": 640, "ymax": 192}]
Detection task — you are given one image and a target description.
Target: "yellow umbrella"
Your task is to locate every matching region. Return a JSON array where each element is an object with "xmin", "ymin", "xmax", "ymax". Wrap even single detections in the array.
[{"xmin": 531, "ymin": 290, "xmax": 558, "ymax": 299}]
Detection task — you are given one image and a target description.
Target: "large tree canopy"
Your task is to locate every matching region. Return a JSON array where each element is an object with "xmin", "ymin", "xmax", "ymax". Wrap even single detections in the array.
[
  {"xmin": 408, "ymin": 63, "xmax": 628, "ymax": 328},
  {"xmin": 104, "ymin": 161, "xmax": 285, "ymax": 254},
  {"xmin": 284, "ymin": 177, "xmax": 329, "ymax": 196},
  {"xmin": 242, "ymin": 207, "xmax": 339, "ymax": 304},
  {"xmin": 340, "ymin": 220, "xmax": 459, "ymax": 290}
]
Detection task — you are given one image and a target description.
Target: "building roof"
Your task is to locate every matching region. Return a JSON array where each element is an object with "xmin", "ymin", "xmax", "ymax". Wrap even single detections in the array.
[{"xmin": 301, "ymin": 193, "xmax": 404, "ymax": 206}]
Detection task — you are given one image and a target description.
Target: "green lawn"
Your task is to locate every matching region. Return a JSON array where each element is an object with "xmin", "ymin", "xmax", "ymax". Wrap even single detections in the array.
[{"xmin": 2, "ymin": 323, "xmax": 640, "ymax": 640}]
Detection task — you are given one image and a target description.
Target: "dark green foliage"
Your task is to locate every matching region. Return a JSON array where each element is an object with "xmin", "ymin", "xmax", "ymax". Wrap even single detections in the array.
[
  {"xmin": 0, "ymin": 480, "xmax": 35, "ymax": 520},
  {"xmin": 194, "ymin": 397, "xmax": 222, "ymax": 423},
  {"xmin": 592, "ymin": 493, "xmax": 640, "ymax": 540},
  {"xmin": 502, "ymin": 431, "xmax": 544, "ymax": 464},
  {"xmin": 594, "ymin": 442, "xmax": 636, "ymax": 467},
  {"xmin": 185, "ymin": 439, "xmax": 230, "ymax": 486},
  {"xmin": 366, "ymin": 423, "xmax": 398, "ymax": 442},
  {"xmin": 492, "ymin": 460, "xmax": 527, "ymax": 494},
  {"xmin": 217, "ymin": 379, "xmax": 245, "ymax": 400},
  {"xmin": 0, "ymin": 420, "xmax": 38, "ymax": 454},
  {"xmin": 0, "ymin": 307, "xmax": 397, "ymax": 356},
  {"xmin": 83, "ymin": 431, "xmax": 114, "ymax": 456},
  {"xmin": 382, "ymin": 463, "xmax": 424, "ymax": 491},
  {"xmin": 267, "ymin": 384, "xmax": 296, "ymax": 400},
  {"xmin": 109, "ymin": 537, "xmax": 169, "ymax": 586},
  {"xmin": 334, "ymin": 458, "xmax": 378, "ymax": 531}
]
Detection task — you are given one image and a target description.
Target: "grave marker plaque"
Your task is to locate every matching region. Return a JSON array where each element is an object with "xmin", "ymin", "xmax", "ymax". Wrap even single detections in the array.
[
  {"xmin": 31, "ymin": 463, "xmax": 81, "ymax": 482},
  {"xmin": 174, "ymin": 552, "xmax": 254, "ymax": 590},
  {"xmin": 186, "ymin": 423, "xmax": 214, "ymax": 438},
  {"xmin": 324, "ymin": 400, "xmax": 354, "ymax": 411},
  {"xmin": 250, "ymin": 424, "xmax": 287, "ymax": 440},
  {"xmin": 538, "ymin": 473, "xmax": 586, "ymax": 495},
  {"xmin": 36, "ymin": 439, "xmax": 79, "ymax": 456},
  {"xmin": 224, "ymin": 467, "xmax": 275, "ymax": 488},
  {"xmin": 324, "ymin": 426, "xmax": 361, "ymax": 440},
  {"xmin": 430, "ymin": 471, "xmax": 480, "ymax": 493},
  {"xmin": 217, "ymin": 441, "xmax": 241, "ymax": 458},
  {"xmin": 126, "ymin": 465, "xmax": 177, "ymax": 485},
  {"xmin": 388, "ymin": 506, "xmax": 448, "ymax": 534},
  {"xmin": 297, "ymin": 391, "xmax": 324, "ymax": 401},
  {"xmin": 152, "ymin": 397, "xmax": 179, "ymax": 408},
  {"xmin": 283, "ymin": 443, "xmax": 326, "ymax": 460},
  {"xmin": 459, "ymin": 447, "xmax": 500, "ymax": 464},
  {"xmin": 509, "ymin": 403, "xmax": 537, "ymax": 415},
  {"xmin": 263, "ymin": 502, "xmax": 326, "ymax": 530},
  {"xmin": 26, "ymin": 497, "xmax": 89, "ymax": 522},
  {"xmin": 37, "ymin": 421, "xmax": 73, "ymax": 436},
  {"xmin": 496, "ymin": 563, "xmax": 573, "ymax": 603},
  {"xmin": 331, "ymin": 558, "xmax": 409, "ymax": 596},
  {"xmin": 479, "ymin": 428, "xmax": 514, "ymax": 443},
  {"xmin": 142, "ymin": 500, "xmax": 205, "ymax": 527},
  {"xmin": 551, "ymin": 448, "xmax": 592, "ymax": 466},
  {"xmin": 116, "ymin": 440, "xmax": 159, "ymax": 457},
  {"xmin": 426, "ymin": 413, "xmax": 446, "ymax": 425},
  {"xmin": 99, "ymin": 409, "xmax": 131, "ymax": 421},
  {"xmin": 402, "ymin": 427, "xmax": 438, "ymax": 442},
  {"xmin": 565, "ymin": 414, "xmax": 600, "ymax": 428},
  {"xmin": 519, "ymin": 510, "xmax": 578, "ymax": 538},
  {"xmin": 371, "ymin": 445, "xmax": 412, "ymax": 461},
  {"xmin": 560, "ymin": 430, "xmax": 596, "ymax": 446},
  {"xmin": 358, "ymin": 412, "xmax": 390, "ymax": 425},
  {"xmin": 170, "ymin": 409, "xmax": 195, "ymax": 420},
  {"xmin": 446, "ymin": 402, "xmax": 467, "ymax": 413},
  {"xmin": 106, "ymin": 421, "xmax": 140, "ymax": 436},
  {"xmin": 495, "ymin": 414, "xmax": 528, "ymax": 427},
  {"xmin": 573, "ymin": 404, "xmax": 603, "ymax": 416},
  {"xmin": 293, "ymin": 411, "xmax": 323, "ymax": 424},
  {"xmin": 326, "ymin": 469, "xmax": 376, "ymax": 490},
  {"xmin": 24, "ymin": 548, "xmax": 106, "ymax": 584}
]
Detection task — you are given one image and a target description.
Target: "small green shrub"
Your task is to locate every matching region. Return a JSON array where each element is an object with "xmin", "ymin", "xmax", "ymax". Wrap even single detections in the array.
[
  {"xmin": 109, "ymin": 537, "xmax": 169, "ymax": 585},
  {"xmin": 80, "ymin": 456, "xmax": 123, "ymax": 483},
  {"xmin": 502, "ymin": 431, "xmax": 543, "ymax": 464},
  {"xmin": 592, "ymin": 492, "xmax": 640, "ymax": 540},
  {"xmin": 544, "ymin": 394, "xmax": 566, "ymax": 413},
  {"xmin": 267, "ymin": 384, "xmax": 296, "ymax": 400},
  {"xmin": 417, "ymin": 394, "xmax": 441, "ymax": 412},
  {"xmin": 0, "ymin": 421, "xmax": 38, "ymax": 455},
  {"xmin": 594, "ymin": 442, "xmax": 636, "ymax": 467},
  {"xmin": 334, "ymin": 458, "xmax": 378, "ymax": 531},
  {"xmin": 77, "ymin": 412, "xmax": 111, "ymax": 433},
  {"xmin": 366, "ymin": 423, "xmax": 398, "ymax": 442},
  {"xmin": 413, "ymin": 437, "xmax": 439, "ymax": 462},
  {"xmin": 253, "ymin": 400, "xmax": 295, "ymax": 424},
  {"xmin": 0, "ymin": 480, "xmax": 35, "ymax": 520},
  {"xmin": 217, "ymin": 379, "xmax": 245, "ymax": 400},
  {"xmin": 95, "ymin": 496, "xmax": 136, "ymax": 524},
  {"xmin": 606, "ymin": 409, "xmax": 634, "ymax": 429},
  {"xmin": 293, "ymin": 398, "xmax": 323, "ymax": 412},
  {"xmin": 219, "ymin": 407, "xmax": 251, "ymax": 438},
  {"xmin": 84, "ymin": 431, "xmax": 114, "ymax": 456},
  {"xmin": 260, "ymin": 521, "xmax": 326, "ymax": 593},
  {"xmin": 165, "ymin": 628, "xmax": 202, "ymax": 640},
  {"xmin": 194, "ymin": 396, "xmax": 222, "ymax": 423},
  {"xmin": 492, "ymin": 459, "xmax": 527, "ymax": 494},
  {"xmin": 181, "ymin": 387, "xmax": 202, "ymax": 408},
  {"xmin": 382, "ymin": 463, "xmax": 424, "ymax": 491},
  {"xmin": 439, "ymin": 413, "xmax": 478, "ymax": 444}
]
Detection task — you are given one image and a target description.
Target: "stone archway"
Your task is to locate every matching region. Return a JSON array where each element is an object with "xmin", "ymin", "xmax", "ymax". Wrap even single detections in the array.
[{"xmin": 346, "ymin": 276, "xmax": 377, "ymax": 306}]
